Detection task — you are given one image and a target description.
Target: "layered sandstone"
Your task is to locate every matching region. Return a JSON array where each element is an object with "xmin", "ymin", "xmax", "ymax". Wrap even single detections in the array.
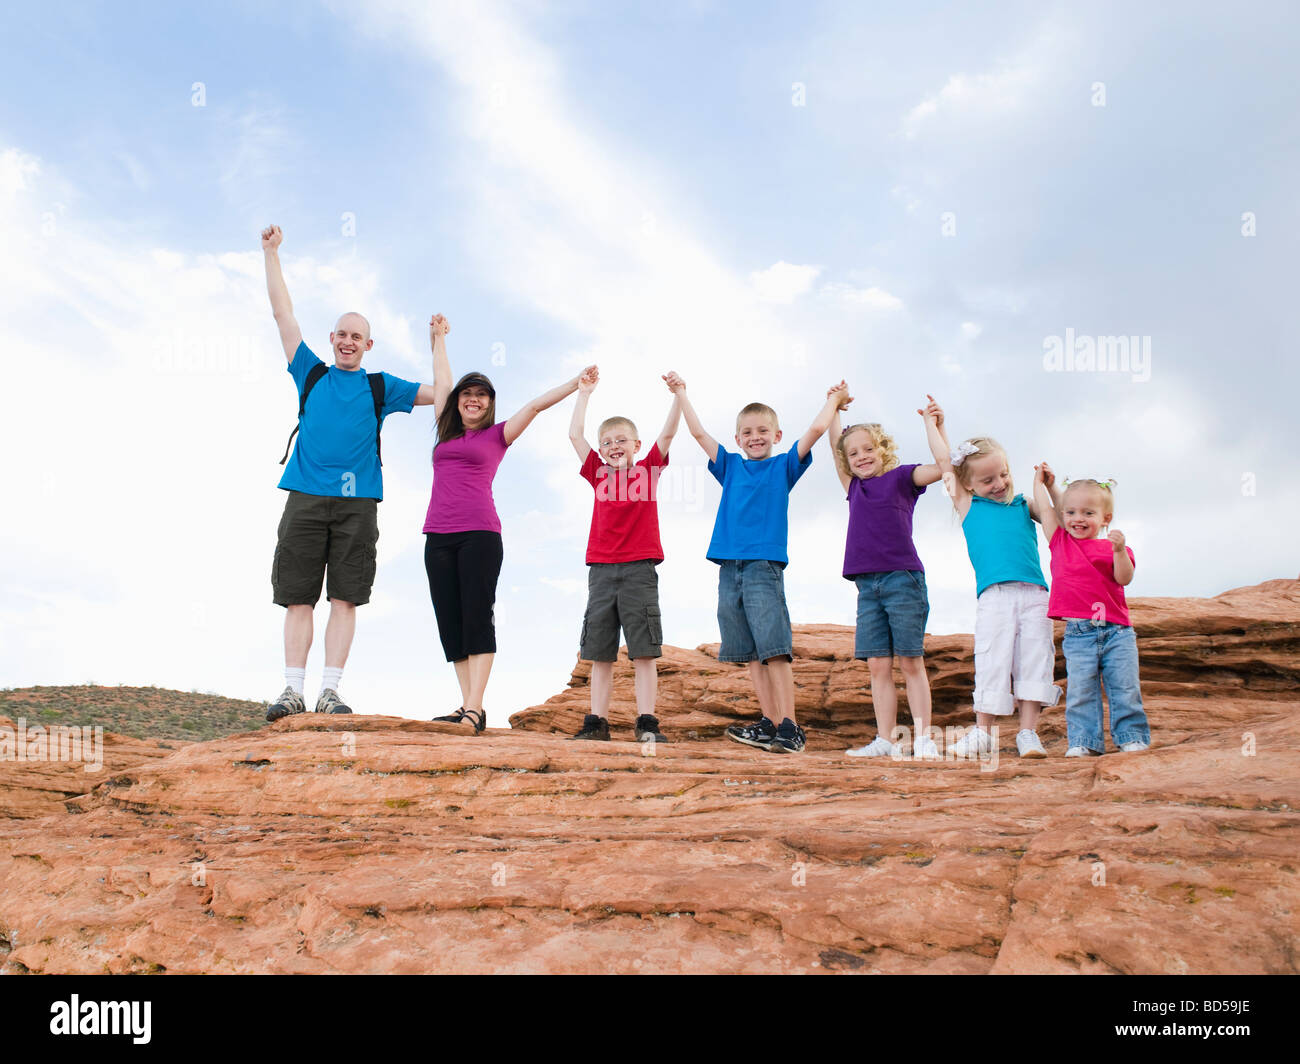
[{"xmin": 0, "ymin": 579, "xmax": 1296, "ymax": 974}]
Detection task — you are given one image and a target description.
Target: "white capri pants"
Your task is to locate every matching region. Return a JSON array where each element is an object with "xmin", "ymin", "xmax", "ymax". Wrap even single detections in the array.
[{"xmin": 973, "ymin": 581, "xmax": 1062, "ymax": 715}]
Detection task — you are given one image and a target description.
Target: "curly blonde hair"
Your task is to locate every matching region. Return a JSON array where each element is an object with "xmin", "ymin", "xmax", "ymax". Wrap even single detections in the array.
[
  {"xmin": 835, "ymin": 423, "xmax": 899, "ymax": 479},
  {"xmin": 953, "ymin": 436, "xmax": 1014, "ymax": 501}
]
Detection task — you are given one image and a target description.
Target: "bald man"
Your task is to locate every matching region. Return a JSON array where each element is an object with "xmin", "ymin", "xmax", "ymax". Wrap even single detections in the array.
[{"xmin": 260, "ymin": 225, "xmax": 443, "ymax": 722}]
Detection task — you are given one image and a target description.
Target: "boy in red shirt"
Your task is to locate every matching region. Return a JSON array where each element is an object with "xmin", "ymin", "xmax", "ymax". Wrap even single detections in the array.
[{"xmin": 567, "ymin": 367, "xmax": 683, "ymax": 741}]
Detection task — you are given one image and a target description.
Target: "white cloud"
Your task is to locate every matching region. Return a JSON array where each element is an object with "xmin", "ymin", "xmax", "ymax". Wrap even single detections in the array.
[
  {"xmin": 750, "ymin": 260, "xmax": 823, "ymax": 304},
  {"xmin": 821, "ymin": 282, "xmax": 904, "ymax": 311}
]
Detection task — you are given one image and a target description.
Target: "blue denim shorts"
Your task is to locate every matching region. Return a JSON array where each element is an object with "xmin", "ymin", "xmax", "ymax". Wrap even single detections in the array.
[
  {"xmin": 853, "ymin": 569, "xmax": 929, "ymax": 659},
  {"xmin": 717, "ymin": 559, "xmax": 792, "ymax": 663}
]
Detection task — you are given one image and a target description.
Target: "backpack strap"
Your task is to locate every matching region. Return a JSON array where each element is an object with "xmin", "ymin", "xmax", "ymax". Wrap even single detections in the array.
[
  {"xmin": 367, "ymin": 372, "xmax": 386, "ymax": 466},
  {"xmin": 279, "ymin": 362, "xmax": 330, "ymax": 465}
]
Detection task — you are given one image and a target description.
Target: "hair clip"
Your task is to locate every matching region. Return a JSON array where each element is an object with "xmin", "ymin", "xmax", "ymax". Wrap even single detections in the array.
[{"xmin": 949, "ymin": 441, "xmax": 978, "ymax": 466}]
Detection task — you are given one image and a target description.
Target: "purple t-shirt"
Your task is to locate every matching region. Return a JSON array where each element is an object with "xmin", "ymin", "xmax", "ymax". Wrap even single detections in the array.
[
  {"xmin": 842, "ymin": 463, "xmax": 926, "ymax": 578},
  {"xmin": 422, "ymin": 422, "xmax": 510, "ymax": 534}
]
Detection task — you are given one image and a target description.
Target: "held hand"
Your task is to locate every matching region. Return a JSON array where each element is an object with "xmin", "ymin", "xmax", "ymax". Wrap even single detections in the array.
[
  {"xmin": 1038, "ymin": 460, "xmax": 1056, "ymax": 490},
  {"xmin": 663, "ymin": 371, "xmax": 686, "ymax": 393},
  {"xmin": 1033, "ymin": 462, "xmax": 1047, "ymax": 485},
  {"xmin": 261, "ymin": 225, "xmax": 283, "ymax": 251},
  {"xmin": 1109, "ymin": 529, "xmax": 1126, "ymax": 551},
  {"xmin": 429, "ymin": 313, "xmax": 450, "ymax": 339},
  {"xmin": 917, "ymin": 393, "xmax": 944, "ymax": 427},
  {"xmin": 578, "ymin": 365, "xmax": 599, "ymax": 394},
  {"xmin": 827, "ymin": 380, "xmax": 852, "ymax": 410}
]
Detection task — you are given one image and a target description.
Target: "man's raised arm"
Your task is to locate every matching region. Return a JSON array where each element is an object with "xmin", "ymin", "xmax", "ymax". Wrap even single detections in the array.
[{"xmin": 262, "ymin": 225, "xmax": 303, "ymax": 362}]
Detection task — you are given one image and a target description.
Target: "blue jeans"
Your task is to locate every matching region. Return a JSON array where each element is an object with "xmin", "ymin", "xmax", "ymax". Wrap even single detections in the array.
[
  {"xmin": 1062, "ymin": 620, "xmax": 1150, "ymax": 751},
  {"xmin": 853, "ymin": 570, "xmax": 928, "ymax": 658},
  {"xmin": 716, "ymin": 559, "xmax": 792, "ymax": 663}
]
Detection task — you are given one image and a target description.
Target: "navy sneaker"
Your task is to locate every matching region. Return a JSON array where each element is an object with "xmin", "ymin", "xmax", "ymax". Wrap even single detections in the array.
[
  {"xmin": 570, "ymin": 714, "xmax": 611, "ymax": 741},
  {"xmin": 635, "ymin": 714, "xmax": 669, "ymax": 743},
  {"xmin": 769, "ymin": 718, "xmax": 806, "ymax": 754},
  {"xmin": 725, "ymin": 715, "xmax": 777, "ymax": 751},
  {"xmin": 266, "ymin": 686, "xmax": 306, "ymax": 723}
]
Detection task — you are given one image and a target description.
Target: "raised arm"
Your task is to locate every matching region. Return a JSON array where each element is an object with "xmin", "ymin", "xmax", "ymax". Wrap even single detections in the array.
[
  {"xmin": 261, "ymin": 225, "xmax": 303, "ymax": 361},
  {"xmin": 922, "ymin": 395, "xmax": 969, "ymax": 515},
  {"xmin": 797, "ymin": 380, "xmax": 849, "ymax": 460},
  {"xmin": 1026, "ymin": 460, "xmax": 1063, "ymax": 521},
  {"xmin": 663, "ymin": 373, "xmax": 719, "ymax": 464},
  {"xmin": 1032, "ymin": 464, "xmax": 1061, "ymax": 540},
  {"xmin": 656, "ymin": 374, "xmax": 685, "ymax": 458},
  {"xmin": 415, "ymin": 314, "xmax": 452, "ymax": 411},
  {"xmin": 826, "ymin": 388, "xmax": 853, "ymax": 495},
  {"xmin": 569, "ymin": 366, "xmax": 599, "ymax": 462},
  {"xmin": 910, "ymin": 393, "xmax": 946, "ymax": 488},
  {"xmin": 503, "ymin": 365, "xmax": 594, "ymax": 446}
]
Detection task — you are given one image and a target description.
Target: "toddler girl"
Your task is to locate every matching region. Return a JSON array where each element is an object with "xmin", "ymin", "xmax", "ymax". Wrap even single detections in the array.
[{"xmin": 1032, "ymin": 471, "xmax": 1150, "ymax": 755}]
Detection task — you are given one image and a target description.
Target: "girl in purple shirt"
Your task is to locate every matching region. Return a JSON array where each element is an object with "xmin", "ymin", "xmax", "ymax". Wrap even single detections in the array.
[
  {"xmin": 827, "ymin": 388, "xmax": 945, "ymax": 760},
  {"xmin": 423, "ymin": 314, "xmax": 593, "ymax": 732}
]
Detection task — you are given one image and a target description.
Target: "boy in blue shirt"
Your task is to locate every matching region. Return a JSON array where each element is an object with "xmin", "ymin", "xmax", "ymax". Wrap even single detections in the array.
[{"xmin": 668, "ymin": 373, "xmax": 847, "ymax": 753}]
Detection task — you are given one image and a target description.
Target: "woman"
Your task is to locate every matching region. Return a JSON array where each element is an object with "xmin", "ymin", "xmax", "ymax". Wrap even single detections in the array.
[{"xmin": 424, "ymin": 313, "xmax": 593, "ymax": 731}]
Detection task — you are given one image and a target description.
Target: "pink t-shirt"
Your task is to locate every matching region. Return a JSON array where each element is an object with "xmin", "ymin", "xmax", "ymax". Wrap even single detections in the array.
[
  {"xmin": 422, "ymin": 422, "xmax": 510, "ymax": 534},
  {"xmin": 1046, "ymin": 526, "xmax": 1135, "ymax": 626}
]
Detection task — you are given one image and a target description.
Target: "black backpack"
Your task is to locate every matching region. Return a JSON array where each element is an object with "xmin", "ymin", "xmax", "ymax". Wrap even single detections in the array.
[{"xmin": 280, "ymin": 363, "xmax": 387, "ymax": 466}]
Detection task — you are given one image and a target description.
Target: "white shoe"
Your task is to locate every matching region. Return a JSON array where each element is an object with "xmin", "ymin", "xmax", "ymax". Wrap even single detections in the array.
[
  {"xmin": 1016, "ymin": 729, "xmax": 1047, "ymax": 759},
  {"xmin": 914, "ymin": 734, "xmax": 941, "ymax": 760},
  {"xmin": 1119, "ymin": 741, "xmax": 1149, "ymax": 752},
  {"xmin": 1065, "ymin": 746, "xmax": 1099, "ymax": 757},
  {"xmin": 952, "ymin": 726, "xmax": 993, "ymax": 758},
  {"xmin": 846, "ymin": 736, "xmax": 900, "ymax": 758}
]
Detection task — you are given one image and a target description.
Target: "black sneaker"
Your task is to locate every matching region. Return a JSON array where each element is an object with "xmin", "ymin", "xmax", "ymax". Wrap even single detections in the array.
[
  {"xmin": 570, "ymin": 714, "xmax": 610, "ymax": 741},
  {"xmin": 634, "ymin": 714, "xmax": 669, "ymax": 744},
  {"xmin": 266, "ymin": 686, "xmax": 307, "ymax": 723},
  {"xmin": 769, "ymin": 718, "xmax": 806, "ymax": 754},
  {"xmin": 725, "ymin": 715, "xmax": 777, "ymax": 751},
  {"xmin": 314, "ymin": 688, "xmax": 353, "ymax": 714}
]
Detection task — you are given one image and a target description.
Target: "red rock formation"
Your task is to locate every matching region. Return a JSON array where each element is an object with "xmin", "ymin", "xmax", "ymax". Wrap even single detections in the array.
[{"xmin": 0, "ymin": 579, "xmax": 1296, "ymax": 974}]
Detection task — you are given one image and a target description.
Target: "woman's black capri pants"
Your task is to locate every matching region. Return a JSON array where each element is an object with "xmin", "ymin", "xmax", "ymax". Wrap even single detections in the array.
[{"xmin": 424, "ymin": 531, "xmax": 504, "ymax": 662}]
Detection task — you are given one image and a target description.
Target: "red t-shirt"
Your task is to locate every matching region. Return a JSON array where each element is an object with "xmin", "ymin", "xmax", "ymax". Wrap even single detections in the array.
[
  {"xmin": 1047, "ymin": 526, "xmax": 1135, "ymax": 626},
  {"xmin": 580, "ymin": 443, "xmax": 668, "ymax": 564}
]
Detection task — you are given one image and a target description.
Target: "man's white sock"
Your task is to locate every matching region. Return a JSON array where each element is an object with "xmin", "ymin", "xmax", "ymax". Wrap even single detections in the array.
[
  {"xmin": 321, "ymin": 666, "xmax": 344, "ymax": 694},
  {"xmin": 285, "ymin": 667, "xmax": 306, "ymax": 696}
]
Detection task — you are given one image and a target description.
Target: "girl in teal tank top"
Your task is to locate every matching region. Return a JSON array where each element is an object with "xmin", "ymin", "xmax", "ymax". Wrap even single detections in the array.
[{"xmin": 922, "ymin": 399, "xmax": 1063, "ymax": 759}]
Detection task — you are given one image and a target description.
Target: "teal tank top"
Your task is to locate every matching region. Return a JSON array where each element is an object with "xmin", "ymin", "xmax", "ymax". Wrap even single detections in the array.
[{"xmin": 961, "ymin": 493, "xmax": 1047, "ymax": 596}]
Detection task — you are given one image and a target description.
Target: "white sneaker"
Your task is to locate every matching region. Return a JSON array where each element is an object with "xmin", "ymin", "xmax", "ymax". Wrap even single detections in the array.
[
  {"xmin": 1016, "ymin": 729, "xmax": 1047, "ymax": 759},
  {"xmin": 846, "ymin": 736, "xmax": 900, "ymax": 758},
  {"xmin": 914, "ymin": 734, "xmax": 941, "ymax": 760},
  {"xmin": 1119, "ymin": 741, "xmax": 1149, "ymax": 752},
  {"xmin": 1065, "ymin": 746, "xmax": 1099, "ymax": 757},
  {"xmin": 951, "ymin": 726, "xmax": 993, "ymax": 758}
]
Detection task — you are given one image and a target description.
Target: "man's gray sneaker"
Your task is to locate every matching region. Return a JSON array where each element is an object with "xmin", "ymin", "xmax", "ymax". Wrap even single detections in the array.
[
  {"xmin": 314, "ymin": 688, "xmax": 353, "ymax": 714},
  {"xmin": 266, "ymin": 686, "xmax": 307, "ymax": 723}
]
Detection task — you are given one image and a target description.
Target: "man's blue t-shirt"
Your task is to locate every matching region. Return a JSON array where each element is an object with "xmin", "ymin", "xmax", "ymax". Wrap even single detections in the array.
[
  {"xmin": 277, "ymin": 342, "xmax": 420, "ymax": 501},
  {"xmin": 706, "ymin": 445, "xmax": 813, "ymax": 564}
]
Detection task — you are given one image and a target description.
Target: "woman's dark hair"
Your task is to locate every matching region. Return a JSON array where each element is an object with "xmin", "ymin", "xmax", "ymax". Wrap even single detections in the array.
[{"xmin": 435, "ymin": 372, "xmax": 497, "ymax": 451}]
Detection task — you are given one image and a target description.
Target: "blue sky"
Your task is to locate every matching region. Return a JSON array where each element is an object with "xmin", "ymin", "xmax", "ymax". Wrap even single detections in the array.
[{"xmin": 2, "ymin": 0, "xmax": 1296, "ymax": 723}]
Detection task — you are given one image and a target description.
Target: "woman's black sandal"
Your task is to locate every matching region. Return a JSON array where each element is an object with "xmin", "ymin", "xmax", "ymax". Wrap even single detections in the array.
[{"xmin": 432, "ymin": 707, "xmax": 486, "ymax": 734}]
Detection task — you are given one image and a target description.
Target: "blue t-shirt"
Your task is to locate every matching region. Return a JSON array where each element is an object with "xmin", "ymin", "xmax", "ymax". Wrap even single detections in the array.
[
  {"xmin": 277, "ymin": 342, "xmax": 420, "ymax": 501},
  {"xmin": 961, "ymin": 493, "xmax": 1047, "ymax": 596},
  {"xmin": 706, "ymin": 445, "xmax": 812, "ymax": 564}
]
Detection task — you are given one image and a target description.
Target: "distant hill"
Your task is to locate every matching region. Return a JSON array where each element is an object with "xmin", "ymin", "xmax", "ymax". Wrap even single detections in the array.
[{"xmin": 0, "ymin": 685, "xmax": 265, "ymax": 743}]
